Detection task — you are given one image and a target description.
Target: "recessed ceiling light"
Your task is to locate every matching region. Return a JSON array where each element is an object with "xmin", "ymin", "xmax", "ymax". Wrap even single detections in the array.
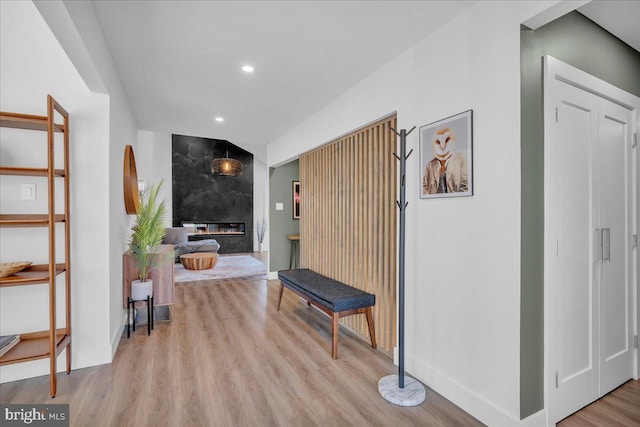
[
  {"xmin": 242, "ymin": 65, "xmax": 254, "ymax": 73},
  {"xmin": 215, "ymin": 117, "xmax": 224, "ymax": 122}
]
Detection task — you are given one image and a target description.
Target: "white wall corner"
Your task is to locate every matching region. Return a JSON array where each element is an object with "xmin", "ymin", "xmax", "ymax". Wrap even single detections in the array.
[
  {"xmin": 238, "ymin": 141, "xmax": 267, "ymax": 164},
  {"xmin": 111, "ymin": 310, "xmax": 128, "ymax": 359},
  {"xmin": 33, "ymin": 0, "xmax": 107, "ymax": 94},
  {"xmin": 406, "ymin": 354, "xmax": 522, "ymax": 427},
  {"xmin": 521, "ymin": 1, "xmax": 590, "ymax": 30},
  {"xmin": 72, "ymin": 345, "xmax": 113, "ymax": 370},
  {"xmin": 519, "ymin": 410, "xmax": 548, "ymax": 427}
]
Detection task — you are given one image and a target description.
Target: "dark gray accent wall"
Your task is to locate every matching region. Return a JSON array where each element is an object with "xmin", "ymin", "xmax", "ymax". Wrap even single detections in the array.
[
  {"xmin": 172, "ymin": 134, "xmax": 254, "ymax": 254},
  {"xmin": 269, "ymin": 160, "xmax": 299, "ymax": 272},
  {"xmin": 520, "ymin": 11, "xmax": 640, "ymax": 419}
]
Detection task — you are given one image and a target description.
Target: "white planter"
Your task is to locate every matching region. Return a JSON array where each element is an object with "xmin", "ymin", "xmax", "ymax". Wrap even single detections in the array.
[{"xmin": 131, "ymin": 279, "xmax": 153, "ymax": 301}]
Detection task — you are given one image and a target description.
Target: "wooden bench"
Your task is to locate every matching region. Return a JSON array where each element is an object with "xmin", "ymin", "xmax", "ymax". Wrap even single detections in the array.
[{"xmin": 277, "ymin": 269, "xmax": 376, "ymax": 359}]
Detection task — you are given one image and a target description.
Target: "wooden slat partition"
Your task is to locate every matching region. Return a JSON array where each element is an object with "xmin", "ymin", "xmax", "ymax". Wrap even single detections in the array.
[{"xmin": 299, "ymin": 115, "xmax": 397, "ymax": 351}]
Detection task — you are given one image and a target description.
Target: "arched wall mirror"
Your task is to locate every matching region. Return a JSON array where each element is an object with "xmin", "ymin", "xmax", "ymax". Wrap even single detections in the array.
[{"xmin": 123, "ymin": 145, "xmax": 139, "ymax": 214}]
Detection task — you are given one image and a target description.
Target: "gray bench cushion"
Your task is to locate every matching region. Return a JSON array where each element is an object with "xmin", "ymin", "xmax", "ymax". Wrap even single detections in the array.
[
  {"xmin": 176, "ymin": 240, "xmax": 220, "ymax": 253},
  {"xmin": 278, "ymin": 269, "xmax": 375, "ymax": 312}
]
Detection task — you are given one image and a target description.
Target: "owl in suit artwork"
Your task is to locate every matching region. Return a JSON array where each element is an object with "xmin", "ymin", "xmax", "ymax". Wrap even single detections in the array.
[{"xmin": 422, "ymin": 127, "xmax": 469, "ymax": 195}]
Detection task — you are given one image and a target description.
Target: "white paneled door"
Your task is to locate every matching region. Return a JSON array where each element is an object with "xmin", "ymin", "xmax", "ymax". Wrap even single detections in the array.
[
  {"xmin": 546, "ymin": 59, "xmax": 635, "ymax": 424},
  {"xmin": 598, "ymin": 99, "xmax": 634, "ymax": 395}
]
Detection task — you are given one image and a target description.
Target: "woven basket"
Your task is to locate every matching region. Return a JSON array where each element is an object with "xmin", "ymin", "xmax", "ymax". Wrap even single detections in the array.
[{"xmin": 0, "ymin": 262, "xmax": 32, "ymax": 278}]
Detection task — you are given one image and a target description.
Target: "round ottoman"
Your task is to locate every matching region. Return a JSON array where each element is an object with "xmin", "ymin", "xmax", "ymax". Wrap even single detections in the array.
[{"xmin": 179, "ymin": 252, "xmax": 219, "ymax": 270}]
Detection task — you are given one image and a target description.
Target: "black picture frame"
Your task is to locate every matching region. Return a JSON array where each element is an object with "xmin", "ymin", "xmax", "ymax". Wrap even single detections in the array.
[{"xmin": 293, "ymin": 181, "xmax": 300, "ymax": 219}]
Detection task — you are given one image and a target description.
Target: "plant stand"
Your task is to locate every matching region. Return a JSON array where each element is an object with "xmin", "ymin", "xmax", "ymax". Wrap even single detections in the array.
[{"xmin": 127, "ymin": 296, "xmax": 154, "ymax": 337}]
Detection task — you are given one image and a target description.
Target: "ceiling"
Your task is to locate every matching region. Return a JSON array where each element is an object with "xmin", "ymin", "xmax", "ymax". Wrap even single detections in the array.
[
  {"xmin": 91, "ymin": 0, "xmax": 474, "ymax": 148},
  {"xmin": 578, "ymin": 0, "xmax": 640, "ymax": 52},
  {"xmin": 91, "ymin": 1, "xmax": 639, "ymax": 153}
]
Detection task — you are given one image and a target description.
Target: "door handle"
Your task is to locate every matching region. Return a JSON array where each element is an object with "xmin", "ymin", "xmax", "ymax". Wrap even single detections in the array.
[
  {"xmin": 603, "ymin": 228, "xmax": 610, "ymax": 262},
  {"xmin": 595, "ymin": 228, "xmax": 603, "ymax": 262}
]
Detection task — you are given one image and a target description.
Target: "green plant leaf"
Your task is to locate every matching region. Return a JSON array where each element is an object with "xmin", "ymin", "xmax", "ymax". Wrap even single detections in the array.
[{"xmin": 129, "ymin": 180, "xmax": 167, "ymax": 281}]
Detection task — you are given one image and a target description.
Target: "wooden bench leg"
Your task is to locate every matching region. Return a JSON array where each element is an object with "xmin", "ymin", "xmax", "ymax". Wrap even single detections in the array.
[
  {"xmin": 365, "ymin": 307, "xmax": 377, "ymax": 349},
  {"xmin": 332, "ymin": 312, "xmax": 340, "ymax": 359},
  {"xmin": 277, "ymin": 282, "xmax": 284, "ymax": 311}
]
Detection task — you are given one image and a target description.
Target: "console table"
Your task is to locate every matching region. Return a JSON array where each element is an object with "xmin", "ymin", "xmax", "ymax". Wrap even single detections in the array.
[{"xmin": 123, "ymin": 244, "xmax": 175, "ymax": 308}]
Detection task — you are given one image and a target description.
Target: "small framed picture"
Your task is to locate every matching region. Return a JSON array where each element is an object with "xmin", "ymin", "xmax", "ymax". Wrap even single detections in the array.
[
  {"xmin": 419, "ymin": 110, "xmax": 473, "ymax": 199},
  {"xmin": 292, "ymin": 181, "xmax": 300, "ymax": 219}
]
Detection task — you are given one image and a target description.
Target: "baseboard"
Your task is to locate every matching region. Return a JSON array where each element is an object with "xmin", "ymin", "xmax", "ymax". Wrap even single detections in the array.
[
  {"xmin": 405, "ymin": 354, "xmax": 523, "ymax": 427},
  {"xmin": 0, "ymin": 359, "xmax": 62, "ymax": 384},
  {"xmin": 0, "ymin": 312, "xmax": 121, "ymax": 384},
  {"xmin": 0, "ymin": 344, "xmax": 111, "ymax": 384},
  {"xmin": 73, "ymin": 344, "xmax": 112, "ymax": 370},
  {"xmin": 384, "ymin": 346, "xmax": 542, "ymax": 425},
  {"xmin": 267, "ymin": 271, "xmax": 278, "ymax": 280},
  {"xmin": 110, "ymin": 310, "xmax": 128, "ymax": 359},
  {"xmin": 520, "ymin": 409, "xmax": 548, "ymax": 427}
]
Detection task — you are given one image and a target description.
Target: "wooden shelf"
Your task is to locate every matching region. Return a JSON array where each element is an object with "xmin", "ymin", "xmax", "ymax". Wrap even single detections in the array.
[
  {"xmin": 0, "ymin": 214, "xmax": 66, "ymax": 227},
  {"xmin": 0, "ymin": 112, "xmax": 64, "ymax": 132},
  {"xmin": 0, "ymin": 167, "xmax": 65, "ymax": 177},
  {"xmin": 0, "ymin": 330, "xmax": 69, "ymax": 366},
  {"xmin": 0, "ymin": 263, "xmax": 66, "ymax": 287},
  {"xmin": 0, "ymin": 96, "xmax": 71, "ymax": 397}
]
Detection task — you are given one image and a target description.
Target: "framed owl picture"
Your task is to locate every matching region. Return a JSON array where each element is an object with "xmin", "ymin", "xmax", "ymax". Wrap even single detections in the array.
[{"xmin": 419, "ymin": 110, "xmax": 473, "ymax": 199}]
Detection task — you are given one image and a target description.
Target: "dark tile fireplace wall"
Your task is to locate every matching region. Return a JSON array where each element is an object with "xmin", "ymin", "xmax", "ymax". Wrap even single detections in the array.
[{"xmin": 172, "ymin": 134, "xmax": 253, "ymax": 254}]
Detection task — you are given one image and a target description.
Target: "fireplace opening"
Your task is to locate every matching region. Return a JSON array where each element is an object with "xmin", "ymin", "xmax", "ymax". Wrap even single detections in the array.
[{"xmin": 182, "ymin": 221, "xmax": 246, "ymax": 239}]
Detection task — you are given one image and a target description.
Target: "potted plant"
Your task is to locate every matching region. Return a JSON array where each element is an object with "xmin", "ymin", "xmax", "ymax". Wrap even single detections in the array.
[{"xmin": 129, "ymin": 181, "xmax": 167, "ymax": 300}]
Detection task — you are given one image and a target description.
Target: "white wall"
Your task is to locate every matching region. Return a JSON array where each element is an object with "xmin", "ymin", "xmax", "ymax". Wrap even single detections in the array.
[
  {"xmin": 0, "ymin": 0, "xmax": 141, "ymax": 384},
  {"xmin": 267, "ymin": 2, "xmax": 555, "ymax": 425},
  {"xmin": 137, "ymin": 131, "xmax": 173, "ymax": 227},
  {"xmin": 0, "ymin": 0, "xmax": 111, "ymax": 382},
  {"xmin": 45, "ymin": 0, "xmax": 141, "ymax": 356},
  {"xmin": 253, "ymin": 159, "xmax": 269, "ymax": 253}
]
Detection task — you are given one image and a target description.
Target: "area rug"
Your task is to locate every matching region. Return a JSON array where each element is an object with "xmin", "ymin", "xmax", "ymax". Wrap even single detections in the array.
[{"xmin": 174, "ymin": 254, "xmax": 267, "ymax": 283}]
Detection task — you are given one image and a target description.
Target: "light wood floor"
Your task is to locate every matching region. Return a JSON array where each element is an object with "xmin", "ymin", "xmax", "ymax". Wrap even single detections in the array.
[
  {"xmin": 1, "ymin": 275, "xmax": 482, "ymax": 427},
  {"xmin": 558, "ymin": 379, "xmax": 640, "ymax": 427}
]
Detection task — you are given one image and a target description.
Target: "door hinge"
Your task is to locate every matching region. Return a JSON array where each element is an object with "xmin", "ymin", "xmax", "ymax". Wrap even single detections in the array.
[
  {"xmin": 555, "ymin": 371, "xmax": 559, "ymax": 388},
  {"xmin": 555, "ymin": 108, "xmax": 558, "ymax": 122},
  {"xmin": 633, "ymin": 234, "xmax": 638, "ymax": 248},
  {"xmin": 633, "ymin": 133, "xmax": 637, "ymax": 148},
  {"xmin": 634, "ymin": 335, "xmax": 638, "ymax": 349},
  {"xmin": 555, "ymin": 239, "xmax": 559, "ymax": 256}
]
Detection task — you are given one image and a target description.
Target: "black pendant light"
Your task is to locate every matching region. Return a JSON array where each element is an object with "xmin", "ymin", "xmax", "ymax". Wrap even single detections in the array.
[{"xmin": 211, "ymin": 144, "xmax": 242, "ymax": 177}]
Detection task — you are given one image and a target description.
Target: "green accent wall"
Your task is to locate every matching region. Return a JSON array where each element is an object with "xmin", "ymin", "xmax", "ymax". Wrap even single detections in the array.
[
  {"xmin": 520, "ymin": 11, "xmax": 640, "ymax": 419},
  {"xmin": 269, "ymin": 160, "xmax": 300, "ymax": 272}
]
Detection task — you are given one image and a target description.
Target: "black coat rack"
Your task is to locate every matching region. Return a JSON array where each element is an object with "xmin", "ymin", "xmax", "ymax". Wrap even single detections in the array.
[{"xmin": 378, "ymin": 126, "xmax": 426, "ymax": 406}]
